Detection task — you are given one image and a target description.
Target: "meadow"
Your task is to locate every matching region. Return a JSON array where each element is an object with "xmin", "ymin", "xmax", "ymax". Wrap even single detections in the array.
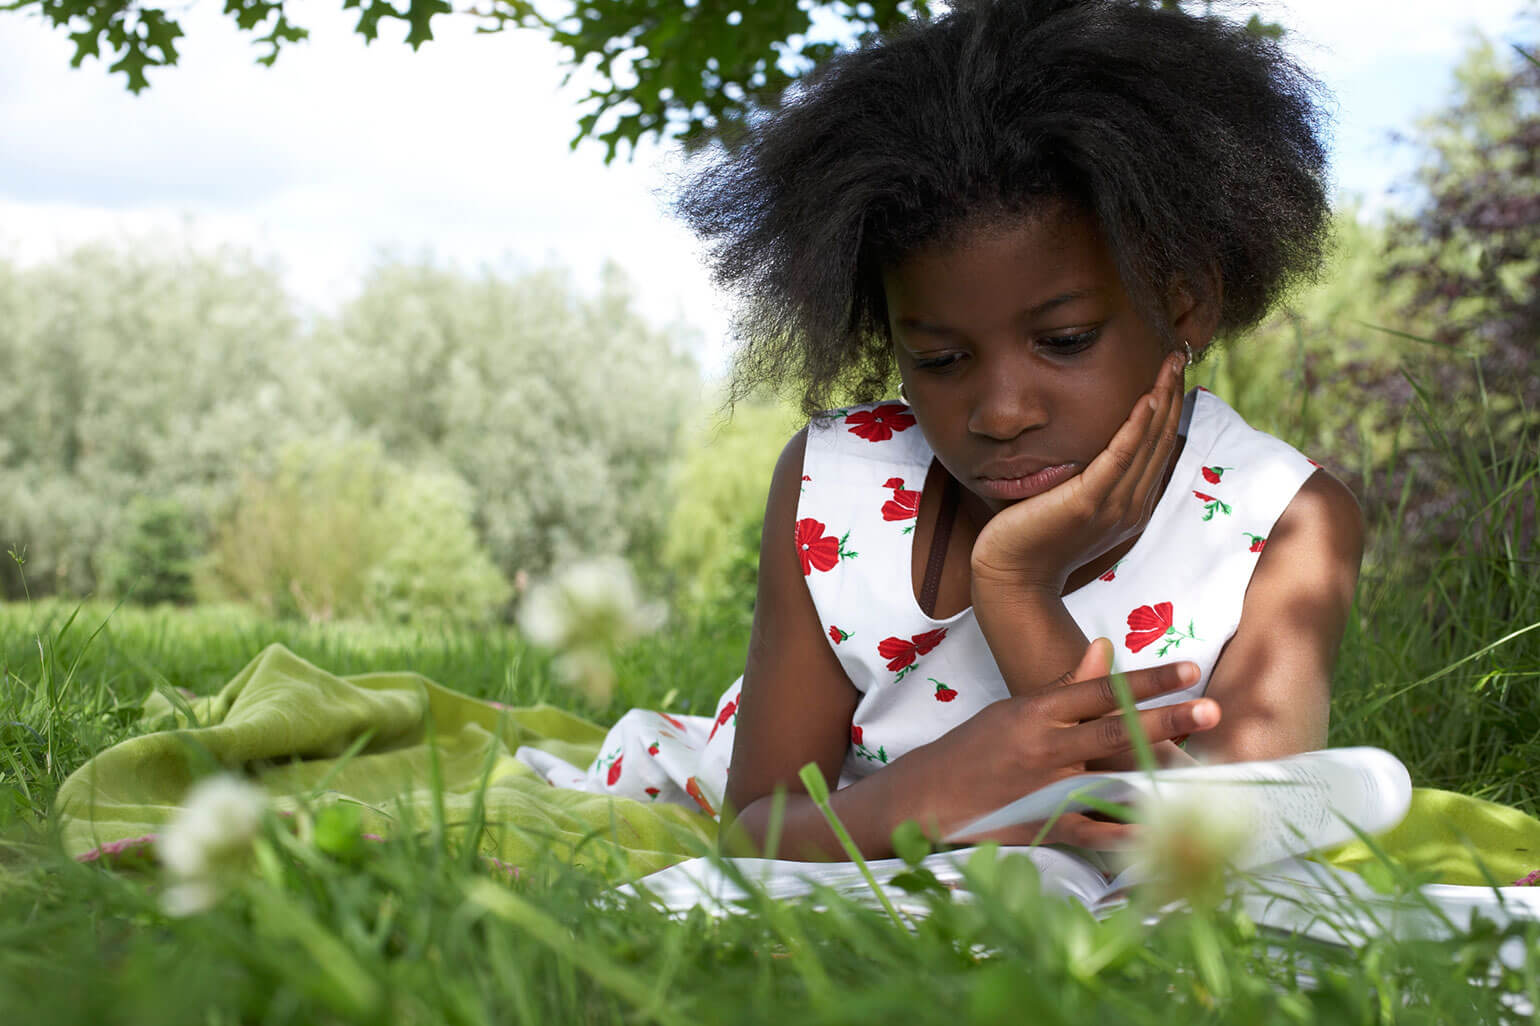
[
  {"xmin": 2, "ymin": 32, "xmax": 1537, "ymax": 1019},
  {"xmin": 1, "ymin": 388, "xmax": 1536, "ymax": 1026}
]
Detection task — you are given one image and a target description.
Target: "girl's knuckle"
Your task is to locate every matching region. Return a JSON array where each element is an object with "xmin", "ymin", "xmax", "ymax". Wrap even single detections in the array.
[{"xmin": 1096, "ymin": 717, "xmax": 1126, "ymax": 750}]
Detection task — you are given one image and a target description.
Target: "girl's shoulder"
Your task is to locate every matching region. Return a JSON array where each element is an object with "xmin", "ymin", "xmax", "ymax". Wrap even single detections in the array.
[
  {"xmin": 1182, "ymin": 387, "xmax": 1320, "ymax": 502},
  {"xmin": 805, "ymin": 399, "xmax": 933, "ymax": 466}
]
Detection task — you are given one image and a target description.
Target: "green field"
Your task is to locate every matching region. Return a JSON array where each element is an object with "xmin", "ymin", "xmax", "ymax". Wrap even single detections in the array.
[{"xmin": 3, "ymin": 490, "xmax": 1538, "ymax": 1026}]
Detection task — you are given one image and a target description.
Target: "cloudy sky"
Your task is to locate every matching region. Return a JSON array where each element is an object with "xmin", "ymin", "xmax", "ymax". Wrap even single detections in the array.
[{"xmin": 0, "ymin": 1, "xmax": 1533, "ymax": 373}]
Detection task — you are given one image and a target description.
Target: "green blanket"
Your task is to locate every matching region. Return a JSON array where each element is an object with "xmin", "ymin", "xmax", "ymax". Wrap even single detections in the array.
[
  {"xmin": 55, "ymin": 643, "xmax": 1540, "ymax": 889},
  {"xmin": 55, "ymin": 644, "xmax": 715, "ymax": 878}
]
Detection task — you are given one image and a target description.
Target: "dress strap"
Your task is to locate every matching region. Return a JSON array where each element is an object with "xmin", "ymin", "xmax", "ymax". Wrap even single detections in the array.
[{"xmin": 919, "ymin": 468, "xmax": 959, "ymax": 618}]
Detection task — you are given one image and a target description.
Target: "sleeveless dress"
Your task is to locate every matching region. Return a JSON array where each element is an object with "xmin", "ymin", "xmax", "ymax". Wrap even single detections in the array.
[{"xmin": 514, "ymin": 387, "xmax": 1320, "ymax": 818}]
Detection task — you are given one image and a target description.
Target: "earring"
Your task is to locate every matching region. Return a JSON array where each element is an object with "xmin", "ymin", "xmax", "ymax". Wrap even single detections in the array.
[
  {"xmin": 898, "ymin": 383, "xmax": 910, "ymax": 405},
  {"xmin": 1178, "ymin": 339, "xmax": 1194, "ymax": 366}
]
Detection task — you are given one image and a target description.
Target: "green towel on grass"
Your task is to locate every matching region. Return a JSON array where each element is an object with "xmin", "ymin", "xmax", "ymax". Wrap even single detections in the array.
[
  {"xmin": 56, "ymin": 643, "xmax": 1540, "ymax": 889},
  {"xmin": 55, "ymin": 644, "xmax": 715, "ymax": 878}
]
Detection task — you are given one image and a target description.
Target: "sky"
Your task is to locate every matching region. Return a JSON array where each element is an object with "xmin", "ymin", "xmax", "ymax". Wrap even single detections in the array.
[{"xmin": 0, "ymin": 1, "xmax": 1534, "ymax": 374}]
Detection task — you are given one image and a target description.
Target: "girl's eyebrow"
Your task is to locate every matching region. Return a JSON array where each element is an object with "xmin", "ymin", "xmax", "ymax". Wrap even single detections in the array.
[{"xmin": 896, "ymin": 289, "xmax": 1098, "ymax": 336}]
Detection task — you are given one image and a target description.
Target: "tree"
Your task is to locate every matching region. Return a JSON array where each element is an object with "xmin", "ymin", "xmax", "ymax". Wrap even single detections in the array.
[
  {"xmin": 11, "ymin": 0, "xmax": 1275, "ymax": 159},
  {"xmin": 0, "ymin": 242, "xmax": 322, "ymax": 599},
  {"xmin": 312, "ymin": 258, "xmax": 700, "ymax": 585},
  {"xmin": 1385, "ymin": 34, "xmax": 1540, "ymax": 391}
]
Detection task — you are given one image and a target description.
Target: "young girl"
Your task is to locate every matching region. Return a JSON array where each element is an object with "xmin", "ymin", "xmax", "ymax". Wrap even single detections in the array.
[{"xmin": 519, "ymin": 0, "xmax": 1364, "ymax": 859}]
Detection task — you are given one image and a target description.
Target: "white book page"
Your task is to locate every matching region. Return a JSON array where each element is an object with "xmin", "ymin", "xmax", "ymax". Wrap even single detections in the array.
[
  {"xmin": 624, "ymin": 846, "xmax": 1116, "ymax": 915},
  {"xmin": 951, "ymin": 748, "xmax": 1412, "ymax": 869}
]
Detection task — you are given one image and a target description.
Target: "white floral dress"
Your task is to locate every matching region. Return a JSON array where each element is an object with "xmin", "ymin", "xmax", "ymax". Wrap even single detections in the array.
[{"xmin": 515, "ymin": 388, "xmax": 1320, "ymax": 818}]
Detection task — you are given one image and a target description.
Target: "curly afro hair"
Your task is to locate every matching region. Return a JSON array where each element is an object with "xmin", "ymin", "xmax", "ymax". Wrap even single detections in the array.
[{"xmin": 677, "ymin": 0, "xmax": 1333, "ymax": 415}]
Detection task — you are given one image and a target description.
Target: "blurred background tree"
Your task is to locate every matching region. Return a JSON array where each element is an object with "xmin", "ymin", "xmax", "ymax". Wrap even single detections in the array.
[{"xmin": 0, "ymin": 245, "xmax": 699, "ymax": 620}]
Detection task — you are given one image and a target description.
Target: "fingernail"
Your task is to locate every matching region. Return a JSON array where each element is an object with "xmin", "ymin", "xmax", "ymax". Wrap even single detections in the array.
[
  {"xmin": 1177, "ymin": 662, "xmax": 1199, "ymax": 684},
  {"xmin": 1192, "ymin": 700, "xmax": 1219, "ymax": 728}
]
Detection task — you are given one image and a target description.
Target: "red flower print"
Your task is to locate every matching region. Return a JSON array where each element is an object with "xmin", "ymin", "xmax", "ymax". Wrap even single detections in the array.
[
  {"xmin": 912, "ymin": 628, "xmax": 947, "ymax": 654},
  {"xmin": 881, "ymin": 477, "xmax": 921, "ymax": 523},
  {"xmin": 658, "ymin": 712, "xmax": 686, "ymax": 730},
  {"xmin": 1245, "ymin": 533, "xmax": 1267, "ymax": 553},
  {"xmin": 1125, "ymin": 602, "xmax": 1202, "ymax": 655},
  {"xmin": 644, "ymin": 787, "xmax": 660, "ymax": 799},
  {"xmin": 845, "ymin": 404, "xmax": 916, "ymax": 443},
  {"xmin": 1307, "ymin": 458, "xmax": 1322, "ymax": 469},
  {"xmin": 607, "ymin": 754, "xmax": 624, "ymax": 787},
  {"xmin": 877, "ymin": 628, "xmax": 948, "ymax": 679},
  {"xmin": 686, "ymin": 777, "xmax": 717, "ymax": 817},
  {"xmin": 795, "ymin": 518, "xmax": 841, "ymax": 575},
  {"xmin": 647, "ymin": 741, "xmax": 660, "ymax": 756},
  {"xmin": 802, "ymin": 474, "xmax": 812, "ymax": 481},
  {"xmin": 1192, "ymin": 491, "xmax": 1232, "ymax": 521},
  {"xmin": 829, "ymin": 624, "xmax": 851, "ymax": 644},
  {"xmin": 931, "ymin": 679, "xmax": 958, "ymax": 702},
  {"xmin": 850, "ymin": 726, "xmax": 888, "ymax": 764},
  {"xmin": 1201, "ymin": 465, "xmax": 1229, "ymax": 485},
  {"xmin": 708, "ymin": 698, "xmax": 738, "ymax": 741},
  {"xmin": 1099, "ymin": 559, "xmax": 1124, "ymax": 583},
  {"xmin": 1125, "ymin": 602, "xmax": 1175, "ymax": 654}
]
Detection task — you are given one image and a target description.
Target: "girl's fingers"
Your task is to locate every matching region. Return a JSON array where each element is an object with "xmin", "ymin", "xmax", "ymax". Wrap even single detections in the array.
[
  {"xmin": 1105, "ymin": 351, "xmax": 1184, "ymax": 513},
  {"xmin": 1040, "ymin": 659, "xmax": 1199, "ymax": 722},
  {"xmin": 1054, "ymin": 697, "xmax": 1220, "ymax": 766},
  {"xmin": 1128, "ymin": 354, "xmax": 1186, "ymax": 518},
  {"xmin": 1075, "ymin": 375, "xmax": 1160, "ymax": 500}
]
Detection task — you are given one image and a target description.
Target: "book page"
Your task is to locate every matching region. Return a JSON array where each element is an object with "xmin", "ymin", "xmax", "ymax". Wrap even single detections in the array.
[
  {"xmin": 950, "ymin": 748, "xmax": 1412, "ymax": 869},
  {"xmin": 625, "ymin": 845, "xmax": 1116, "ymax": 916}
]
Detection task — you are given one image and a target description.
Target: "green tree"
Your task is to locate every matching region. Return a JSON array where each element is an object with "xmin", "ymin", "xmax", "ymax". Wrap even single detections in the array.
[
  {"xmin": 313, "ymin": 258, "xmax": 699, "ymax": 586},
  {"xmin": 0, "ymin": 242, "xmax": 323, "ymax": 599},
  {"xmin": 12, "ymin": 0, "xmax": 1275, "ymax": 158}
]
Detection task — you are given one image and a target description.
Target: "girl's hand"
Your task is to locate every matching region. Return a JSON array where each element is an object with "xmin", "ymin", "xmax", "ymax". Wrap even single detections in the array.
[
  {"xmin": 971, "ymin": 350, "xmax": 1187, "ymax": 595},
  {"xmin": 893, "ymin": 638, "xmax": 1219, "ymax": 847}
]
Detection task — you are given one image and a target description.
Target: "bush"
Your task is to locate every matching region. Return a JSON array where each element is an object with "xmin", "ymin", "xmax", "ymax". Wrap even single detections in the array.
[
  {"xmin": 0, "ymin": 241, "xmax": 318, "ymax": 599},
  {"xmin": 314, "ymin": 260, "xmax": 700, "ymax": 586},
  {"xmin": 200, "ymin": 439, "xmax": 511, "ymax": 624},
  {"xmin": 661, "ymin": 397, "xmax": 801, "ymax": 616},
  {"xmin": 97, "ymin": 496, "xmax": 202, "ymax": 605}
]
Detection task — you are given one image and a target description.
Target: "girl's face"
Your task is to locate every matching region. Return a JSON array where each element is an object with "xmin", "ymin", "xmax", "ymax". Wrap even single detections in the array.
[{"xmin": 885, "ymin": 207, "xmax": 1199, "ymax": 518}]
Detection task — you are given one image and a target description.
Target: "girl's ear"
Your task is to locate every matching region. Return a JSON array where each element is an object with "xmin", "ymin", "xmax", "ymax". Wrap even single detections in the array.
[{"xmin": 1167, "ymin": 267, "xmax": 1223, "ymax": 355}]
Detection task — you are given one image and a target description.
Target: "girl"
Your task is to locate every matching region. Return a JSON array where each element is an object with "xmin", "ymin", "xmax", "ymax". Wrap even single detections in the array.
[{"xmin": 521, "ymin": 0, "xmax": 1364, "ymax": 859}]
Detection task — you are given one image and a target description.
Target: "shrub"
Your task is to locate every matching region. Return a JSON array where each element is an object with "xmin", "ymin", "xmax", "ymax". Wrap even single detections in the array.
[
  {"xmin": 200, "ymin": 438, "xmax": 511, "ymax": 624},
  {"xmin": 97, "ymin": 496, "xmax": 202, "ymax": 605}
]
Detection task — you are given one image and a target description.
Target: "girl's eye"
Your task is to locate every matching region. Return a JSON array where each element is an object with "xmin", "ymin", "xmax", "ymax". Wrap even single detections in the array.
[
  {"xmin": 1038, "ymin": 328, "xmax": 1100, "ymax": 355},
  {"xmin": 913, "ymin": 352, "xmax": 965, "ymax": 372}
]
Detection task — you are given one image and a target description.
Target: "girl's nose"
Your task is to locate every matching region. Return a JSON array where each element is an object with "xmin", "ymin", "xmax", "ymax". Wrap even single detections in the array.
[{"xmin": 967, "ymin": 357, "xmax": 1049, "ymax": 441}]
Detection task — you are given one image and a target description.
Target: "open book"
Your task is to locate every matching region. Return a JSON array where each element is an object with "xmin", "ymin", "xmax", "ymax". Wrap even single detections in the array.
[
  {"xmin": 627, "ymin": 747, "xmax": 1415, "ymax": 918},
  {"xmin": 949, "ymin": 745, "xmax": 1413, "ymax": 871}
]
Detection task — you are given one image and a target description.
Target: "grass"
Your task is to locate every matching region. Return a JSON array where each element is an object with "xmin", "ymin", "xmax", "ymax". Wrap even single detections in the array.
[{"xmin": 0, "ymin": 389, "xmax": 1536, "ymax": 1024}]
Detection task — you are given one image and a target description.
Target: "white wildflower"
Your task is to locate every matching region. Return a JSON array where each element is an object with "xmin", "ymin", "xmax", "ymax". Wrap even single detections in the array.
[
  {"xmin": 517, "ymin": 557, "xmax": 666, "ymax": 704},
  {"xmin": 158, "ymin": 774, "xmax": 268, "ymax": 916},
  {"xmin": 1131, "ymin": 782, "xmax": 1251, "ymax": 908}
]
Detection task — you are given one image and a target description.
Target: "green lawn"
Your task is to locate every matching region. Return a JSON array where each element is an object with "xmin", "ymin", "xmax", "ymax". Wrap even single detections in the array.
[{"xmin": 2, "ymin": 535, "xmax": 1538, "ymax": 1026}]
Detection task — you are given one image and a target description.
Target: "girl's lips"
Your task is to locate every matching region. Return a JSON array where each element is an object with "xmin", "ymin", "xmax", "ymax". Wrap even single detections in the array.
[{"xmin": 974, "ymin": 462, "xmax": 1079, "ymax": 502}]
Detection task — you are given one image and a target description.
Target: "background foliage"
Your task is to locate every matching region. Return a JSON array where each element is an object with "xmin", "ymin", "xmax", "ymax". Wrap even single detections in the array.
[{"xmin": 0, "ymin": 249, "xmax": 698, "ymax": 621}]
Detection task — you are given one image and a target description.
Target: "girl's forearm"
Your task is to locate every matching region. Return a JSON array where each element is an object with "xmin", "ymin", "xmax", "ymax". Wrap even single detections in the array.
[
  {"xmin": 720, "ymin": 757, "xmax": 927, "ymax": 861},
  {"xmin": 971, "ymin": 576, "xmax": 1088, "ymax": 697}
]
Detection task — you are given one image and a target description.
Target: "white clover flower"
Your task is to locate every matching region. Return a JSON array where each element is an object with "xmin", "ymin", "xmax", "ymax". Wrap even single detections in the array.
[
  {"xmin": 1131, "ymin": 782, "xmax": 1251, "ymax": 907},
  {"xmin": 517, "ymin": 557, "xmax": 666, "ymax": 704},
  {"xmin": 158, "ymin": 774, "xmax": 267, "ymax": 916}
]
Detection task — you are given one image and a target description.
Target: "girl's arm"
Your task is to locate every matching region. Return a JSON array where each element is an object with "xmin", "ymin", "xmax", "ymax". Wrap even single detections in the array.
[
  {"xmin": 722, "ymin": 428, "xmax": 1220, "ymax": 860},
  {"xmin": 970, "ymin": 351, "xmax": 1190, "ymax": 696},
  {"xmin": 1181, "ymin": 470, "xmax": 1363, "ymax": 761}
]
